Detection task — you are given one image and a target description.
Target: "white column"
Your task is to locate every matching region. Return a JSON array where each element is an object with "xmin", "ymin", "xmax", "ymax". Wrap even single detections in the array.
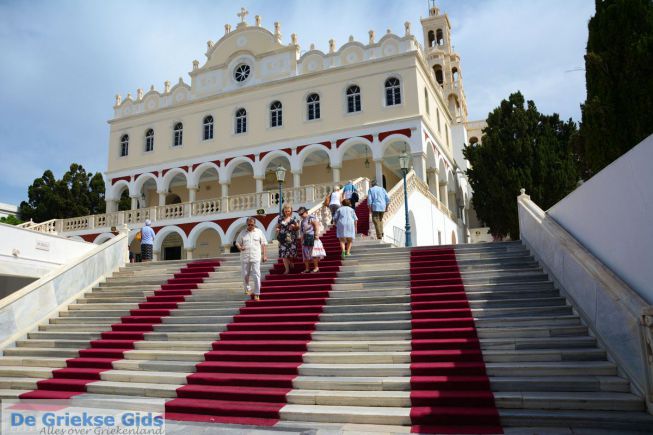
[
  {"xmin": 292, "ymin": 172, "xmax": 301, "ymax": 188},
  {"xmin": 153, "ymin": 250, "xmax": 160, "ymax": 261},
  {"xmin": 439, "ymin": 181, "xmax": 449, "ymax": 210},
  {"xmin": 427, "ymin": 169, "xmax": 438, "ymax": 197},
  {"xmin": 411, "ymin": 152, "xmax": 427, "ymax": 183},
  {"xmin": 158, "ymin": 191, "xmax": 166, "ymax": 206},
  {"xmin": 185, "ymin": 248, "xmax": 194, "ymax": 260},
  {"xmin": 220, "ymin": 182, "xmax": 229, "ymax": 213},
  {"xmin": 374, "ymin": 160, "xmax": 383, "ymax": 185},
  {"xmin": 255, "ymin": 177, "xmax": 264, "ymax": 193},
  {"xmin": 188, "ymin": 187, "xmax": 198, "ymax": 203},
  {"xmin": 106, "ymin": 200, "xmax": 117, "ymax": 213},
  {"xmin": 332, "ymin": 167, "xmax": 341, "ymax": 184},
  {"xmin": 130, "ymin": 196, "xmax": 138, "ymax": 210}
]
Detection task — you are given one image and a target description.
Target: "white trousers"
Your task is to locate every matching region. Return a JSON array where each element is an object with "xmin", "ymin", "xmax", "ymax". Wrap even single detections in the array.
[{"xmin": 241, "ymin": 260, "xmax": 261, "ymax": 295}]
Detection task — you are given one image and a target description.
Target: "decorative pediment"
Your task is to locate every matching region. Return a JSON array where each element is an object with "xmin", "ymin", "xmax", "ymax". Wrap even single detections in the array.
[{"xmin": 200, "ymin": 27, "xmax": 290, "ymax": 71}]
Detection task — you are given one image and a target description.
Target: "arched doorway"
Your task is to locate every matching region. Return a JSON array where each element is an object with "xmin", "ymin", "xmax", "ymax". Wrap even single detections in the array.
[{"xmin": 161, "ymin": 232, "xmax": 183, "ymax": 260}]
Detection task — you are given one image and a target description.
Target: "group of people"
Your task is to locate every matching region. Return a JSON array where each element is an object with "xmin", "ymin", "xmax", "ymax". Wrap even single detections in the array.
[{"xmin": 137, "ymin": 179, "xmax": 390, "ymax": 302}]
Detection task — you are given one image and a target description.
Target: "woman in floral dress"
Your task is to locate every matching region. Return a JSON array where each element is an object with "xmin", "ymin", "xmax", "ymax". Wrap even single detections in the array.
[{"xmin": 275, "ymin": 204, "xmax": 299, "ymax": 274}]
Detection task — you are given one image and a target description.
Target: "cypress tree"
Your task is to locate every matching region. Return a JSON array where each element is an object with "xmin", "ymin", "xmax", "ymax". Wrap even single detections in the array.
[
  {"xmin": 578, "ymin": 0, "xmax": 653, "ymax": 176},
  {"xmin": 464, "ymin": 92, "xmax": 578, "ymax": 239}
]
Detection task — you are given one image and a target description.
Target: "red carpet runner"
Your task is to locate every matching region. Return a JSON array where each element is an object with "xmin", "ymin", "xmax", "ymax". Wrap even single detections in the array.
[
  {"xmin": 409, "ymin": 247, "xmax": 502, "ymax": 434},
  {"xmin": 165, "ymin": 219, "xmax": 343, "ymax": 426},
  {"xmin": 20, "ymin": 260, "xmax": 221, "ymax": 399},
  {"xmin": 354, "ymin": 201, "xmax": 370, "ymax": 236}
]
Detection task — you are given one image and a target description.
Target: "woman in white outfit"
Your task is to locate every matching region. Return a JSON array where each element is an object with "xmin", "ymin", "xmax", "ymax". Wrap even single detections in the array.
[{"xmin": 328, "ymin": 185, "xmax": 343, "ymax": 225}]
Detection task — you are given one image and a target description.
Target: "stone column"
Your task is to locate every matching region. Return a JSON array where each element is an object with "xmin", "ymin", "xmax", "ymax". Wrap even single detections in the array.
[
  {"xmin": 332, "ymin": 167, "xmax": 341, "ymax": 184},
  {"xmin": 255, "ymin": 177, "xmax": 264, "ymax": 193},
  {"xmin": 220, "ymin": 182, "xmax": 229, "ymax": 213},
  {"xmin": 292, "ymin": 172, "xmax": 301, "ymax": 188},
  {"xmin": 130, "ymin": 196, "xmax": 138, "ymax": 210},
  {"xmin": 153, "ymin": 250, "xmax": 160, "ymax": 261},
  {"xmin": 106, "ymin": 200, "xmax": 118, "ymax": 213},
  {"xmin": 439, "ymin": 181, "xmax": 449, "ymax": 210},
  {"xmin": 374, "ymin": 160, "xmax": 383, "ymax": 185},
  {"xmin": 185, "ymin": 248, "xmax": 194, "ymax": 260},
  {"xmin": 158, "ymin": 191, "xmax": 166, "ymax": 206},
  {"xmin": 188, "ymin": 187, "xmax": 198, "ymax": 203},
  {"xmin": 411, "ymin": 152, "xmax": 427, "ymax": 183},
  {"xmin": 427, "ymin": 169, "xmax": 438, "ymax": 197}
]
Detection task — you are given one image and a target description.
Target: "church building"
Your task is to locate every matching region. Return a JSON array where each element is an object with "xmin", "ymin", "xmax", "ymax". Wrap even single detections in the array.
[{"xmin": 35, "ymin": 4, "xmax": 484, "ymax": 260}]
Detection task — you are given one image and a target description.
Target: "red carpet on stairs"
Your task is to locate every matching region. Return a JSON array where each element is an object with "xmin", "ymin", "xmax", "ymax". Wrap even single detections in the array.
[
  {"xmin": 165, "ymin": 222, "xmax": 343, "ymax": 426},
  {"xmin": 409, "ymin": 247, "xmax": 502, "ymax": 434},
  {"xmin": 19, "ymin": 260, "xmax": 221, "ymax": 400},
  {"xmin": 354, "ymin": 201, "xmax": 370, "ymax": 236}
]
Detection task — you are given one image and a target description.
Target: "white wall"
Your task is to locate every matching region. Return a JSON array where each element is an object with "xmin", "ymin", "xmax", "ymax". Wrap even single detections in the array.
[
  {"xmin": 548, "ymin": 134, "xmax": 653, "ymax": 304},
  {"xmin": 0, "ymin": 232, "xmax": 128, "ymax": 349},
  {"xmin": 0, "ymin": 224, "xmax": 95, "ymax": 279},
  {"xmin": 383, "ymin": 189, "xmax": 460, "ymax": 246},
  {"xmin": 518, "ymin": 192, "xmax": 648, "ymax": 396}
]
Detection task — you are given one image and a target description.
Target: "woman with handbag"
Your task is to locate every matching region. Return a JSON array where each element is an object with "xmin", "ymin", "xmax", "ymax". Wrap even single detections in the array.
[
  {"xmin": 275, "ymin": 204, "xmax": 299, "ymax": 275},
  {"xmin": 298, "ymin": 206, "xmax": 322, "ymax": 273}
]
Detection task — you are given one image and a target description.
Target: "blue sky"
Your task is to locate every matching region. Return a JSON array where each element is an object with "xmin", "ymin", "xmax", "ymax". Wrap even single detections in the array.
[{"xmin": 0, "ymin": 0, "xmax": 595, "ymax": 206}]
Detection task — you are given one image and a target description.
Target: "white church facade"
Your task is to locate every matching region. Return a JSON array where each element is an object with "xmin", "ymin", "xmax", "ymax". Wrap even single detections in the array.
[{"xmin": 24, "ymin": 5, "xmax": 484, "ymax": 260}]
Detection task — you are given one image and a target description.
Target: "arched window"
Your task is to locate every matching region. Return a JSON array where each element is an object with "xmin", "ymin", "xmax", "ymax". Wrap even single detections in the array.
[
  {"xmin": 270, "ymin": 101, "xmax": 282, "ymax": 127},
  {"xmin": 235, "ymin": 108, "xmax": 247, "ymax": 134},
  {"xmin": 424, "ymin": 88, "xmax": 430, "ymax": 114},
  {"xmin": 145, "ymin": 129, "xmax": 154, "ymax": 152},
  {"xmin": 433, "ymin": 65, "xmax": 444, "ymax": 85},
  {"xmin": 307, "ymin": 93, "xmax": 320, "ymax": 120},
  {"xmin": 385, "ymin": 77, "xmax": 401, "ymax": 106},
  {"xmin": 436, "ymin": 29, "xmax": 444, "ymax": 46},
  {"xmin": 120, "ymin": 134, "xmax": 129, "ymax": 157},
  {"xmin": 346, "ymin": 85, "xmax": 361, "ymax": 113},
  {"xmin": 203, "ymin": 116, "xmax": 214, "ymax": 140},
  {"xmin": 173, "ymin": 122, "xmax": 183, "ymax": 146},
  {"xmin": 428, "ymin": 30, "xmax": 435, "ymax": 48}
]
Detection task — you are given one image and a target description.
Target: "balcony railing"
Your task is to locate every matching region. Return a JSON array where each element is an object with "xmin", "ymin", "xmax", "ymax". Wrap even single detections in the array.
[{"xmin": 22, "ymin": 182, "xmax": 341, "ymax": 235}]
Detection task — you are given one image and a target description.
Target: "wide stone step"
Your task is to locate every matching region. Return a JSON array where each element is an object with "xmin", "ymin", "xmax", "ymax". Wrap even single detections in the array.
[
  {"xmin": 486, "ymin": 361, "xmax": 617, "ymax": 376},
  {"xmin": 499, "ymin": 409, "xmax": 653, "ymax": 431},
  {"xmin": 279, "ymin": 404, "xmax": 410, "ymax": 426}
]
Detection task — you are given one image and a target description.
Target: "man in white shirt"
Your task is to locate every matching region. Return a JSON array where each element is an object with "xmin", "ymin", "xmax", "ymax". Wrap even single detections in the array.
[{"xmin": 236, "ymin": 217, "xmax": 268, "ymax": 301}]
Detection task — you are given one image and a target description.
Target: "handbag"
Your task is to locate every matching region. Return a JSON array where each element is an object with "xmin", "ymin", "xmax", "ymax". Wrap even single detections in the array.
[
  {"xmin": 351, "ymin": 191, "xmax": 359, "ymax": 202},
  {"xmin": 277, "ymin": 232, "xmax": 292, "ymax": 244},
  {"xmin": 312, "ymin": 239, "xmax": 326, "ymax": 258},
  {"xmin": 303, "ymin": 233, "xmax": 315, "ymax": 247}
]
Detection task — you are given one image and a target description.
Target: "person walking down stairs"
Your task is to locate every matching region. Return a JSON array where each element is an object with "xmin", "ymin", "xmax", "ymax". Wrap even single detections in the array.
[
  {"xmin": 333, "ymin": 198, "xmax": 358, "ymax": 259},
  {"xmin": 235, "ymin": 217, "xmax": 268, "ymax": 301}
]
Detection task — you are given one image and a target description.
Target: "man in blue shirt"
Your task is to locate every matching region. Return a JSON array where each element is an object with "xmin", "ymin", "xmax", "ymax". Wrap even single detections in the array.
[
  {"xmin": 140, "ymin": 219, "xmax": 156, "ymax": 262},
  {"xmin": 367, "ymin": 179, "xmax": 389, "ymax": 239}
]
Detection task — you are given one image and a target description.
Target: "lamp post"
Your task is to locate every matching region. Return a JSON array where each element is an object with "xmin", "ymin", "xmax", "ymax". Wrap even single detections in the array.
[
  {"xmin": 398, "ymin": 151, "xmax": 412, "ymax": 247},
  {"xmin": 275, "ymin": 166, "xmax": 287, "ymax": 216}
]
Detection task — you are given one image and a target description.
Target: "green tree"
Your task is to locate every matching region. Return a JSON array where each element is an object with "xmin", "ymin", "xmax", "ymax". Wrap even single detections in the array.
[
  {"xmin": 578, "ymin": 0, "xmax": 653, "ymax": 177},
  {"xmin": 464, "ymin": 92, "xmax": 579, "ymax": 239},
  {"xmin": 19, "ymin": 164, "xmax": 106, "ymax": 222},
  {"xmin": 0, "ymin": 215, "xmax": 23, "ymax": 225}
]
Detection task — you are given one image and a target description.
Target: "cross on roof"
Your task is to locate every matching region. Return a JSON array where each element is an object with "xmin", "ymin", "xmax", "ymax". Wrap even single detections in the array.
[{"xmin": 237, "ymin": 7, "xmax": 248, "ymax": 23}]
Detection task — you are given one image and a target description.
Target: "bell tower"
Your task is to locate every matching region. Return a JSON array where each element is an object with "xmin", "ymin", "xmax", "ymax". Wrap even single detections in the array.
[{"xmin": 420, "ymin": 1, "xmax": 468, "ymax": 123}]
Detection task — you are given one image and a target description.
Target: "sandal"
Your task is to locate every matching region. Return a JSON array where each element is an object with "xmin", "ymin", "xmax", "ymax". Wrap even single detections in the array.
[
  {"xmin": 254, "ymin": 295, "xmax": 260, "ymax": 301},
  {"xmin": 310, "ymin": 268, "xmax": 320, "ymax": 273},
  {"xmin": 301, "ymin": 270, "xmax": 310, "ymax": 274}
]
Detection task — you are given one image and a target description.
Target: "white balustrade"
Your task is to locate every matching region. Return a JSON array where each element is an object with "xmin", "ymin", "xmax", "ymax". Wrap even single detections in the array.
[
  {"xmin": 192, "ymin": 198, "xmax": 221, "ymax": 216},
  {"xmin": 31, "ymin": 181, "xmax": 339, "ymax": 235}
]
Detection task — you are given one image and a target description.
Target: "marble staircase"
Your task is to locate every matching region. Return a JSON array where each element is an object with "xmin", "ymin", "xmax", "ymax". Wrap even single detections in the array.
[{"xmin": 1, "ymin": 240, "xmax": 652, "ymax": 432}]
